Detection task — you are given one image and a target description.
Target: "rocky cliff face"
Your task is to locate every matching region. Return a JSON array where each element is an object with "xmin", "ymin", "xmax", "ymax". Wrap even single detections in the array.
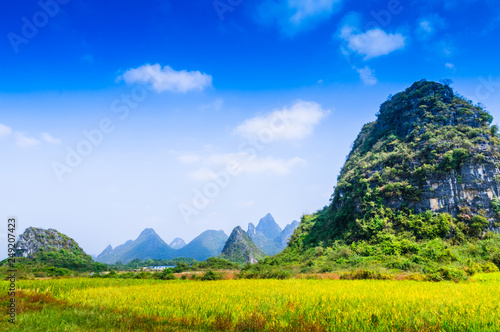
[
  {"xmin": 221, "ymin": 226, "xmax": 266, "ymax": 264},
  {"xmin": 342, "ymin": 81, "xmax": 500, "ymax": 225},
  {"xmin": 15, "ymin": 227, "xmax": 85, "ymax": 258},
  {"xmin": 299, "ymin": 80, "xmax": 500, "ymax": 246}
]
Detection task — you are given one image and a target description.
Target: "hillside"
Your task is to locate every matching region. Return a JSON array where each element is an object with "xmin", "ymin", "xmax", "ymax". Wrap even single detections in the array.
[
  {"xmin": 220, "ymin": 226, "xmax": 266, "ymax": 264},
  {"xmin": 250, "ymin": 80, "xmax": 500, "ymax": 275},
  {"xmin": 1, "ymin": 227, "xmax": 107, "ymax": 276},
  {"xmin": 15, "ymin": 227, "xmax": 84, "ymax": 258},
  {"xmin": 176, "ymin": 230, "xmax": 228, "ymax": 261}
]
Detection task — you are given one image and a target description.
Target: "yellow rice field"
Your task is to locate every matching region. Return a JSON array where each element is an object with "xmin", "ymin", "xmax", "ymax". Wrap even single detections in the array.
[{"xmin": 4, "ymin": 274, "xmax": 500, "ymax": 331}]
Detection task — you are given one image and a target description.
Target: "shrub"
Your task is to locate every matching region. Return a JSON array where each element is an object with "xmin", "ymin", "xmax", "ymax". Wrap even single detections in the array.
[
  {"xmin": 481, "ymin": 262, "xmax": 499, "ymax": 273},
  {"xmin": 341, "ymin": 269, "xmax": 393, "ymax": 280},
  {"xmin": 201, "ymin": 270, "xmax": 223, "ymax": 281},
  {"xmin": 469, "ymin": 215, "xmax": 489, "ymax": 237},
  {"xmin": 160, "ymin": 269, "xmax": 177, "ymax": 280}
]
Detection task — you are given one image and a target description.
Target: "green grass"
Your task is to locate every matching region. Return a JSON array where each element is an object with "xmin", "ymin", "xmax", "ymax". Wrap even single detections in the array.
[{"xmin": 2, "ymin": 275, "xmax": 500, "ymax": 331}]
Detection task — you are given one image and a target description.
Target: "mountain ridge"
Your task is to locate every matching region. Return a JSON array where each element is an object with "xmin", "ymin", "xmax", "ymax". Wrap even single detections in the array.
[{"xmin": 96, "ymin": 229, "xmax": 228, "ymax": 264}]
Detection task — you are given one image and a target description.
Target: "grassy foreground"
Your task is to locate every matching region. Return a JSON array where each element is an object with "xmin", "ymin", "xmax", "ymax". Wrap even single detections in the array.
[{"xmin": 2, "ymin": 275, "xmax": 500, "ymax": 331}]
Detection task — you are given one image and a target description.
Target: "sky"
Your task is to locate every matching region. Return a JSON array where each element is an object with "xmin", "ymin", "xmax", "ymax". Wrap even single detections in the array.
[{"xmin": 1, "ymin": 0, "xmax": 500, "ymax": 257}]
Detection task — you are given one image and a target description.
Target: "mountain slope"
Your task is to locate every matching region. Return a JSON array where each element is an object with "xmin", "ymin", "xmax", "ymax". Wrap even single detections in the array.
[
  {"xmin": 10, "ymin": 227, "xmax": 106, "ymax": 273},
  {"xmin": 274, "ymin": 220, "xmax": 300, "ymax": 249},
  {"xmin": 221, "ymin": 226, "xmax": 266, "ymax": 264},
  {"xmin": 291, "ymin": 80, "xmax": 500, "ymax": 250},
  {"xmin": 96, "ymin": 228, "xmax": 175, "ymax": 264},
  {"xmin": 176, "ymin": 230, "xmax": 228, "ymax": 261},
  {"xmin": 15, "ymin": 227, "xmax": 85, "ymax": 258},
  {"xmin": 247, "ymin": 222, "xmax": 280, "ymax": 255}
]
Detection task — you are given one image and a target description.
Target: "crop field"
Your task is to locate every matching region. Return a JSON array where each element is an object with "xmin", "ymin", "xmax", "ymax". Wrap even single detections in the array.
[{"xmin": 2, "ymin": 274, "xmax": 500, "ymax": 331}]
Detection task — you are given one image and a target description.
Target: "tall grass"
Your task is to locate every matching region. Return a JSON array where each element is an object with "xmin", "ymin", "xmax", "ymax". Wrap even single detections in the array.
[{"xmin": 3, "ymin": 275, "xmax": 499, "ymax": 331}]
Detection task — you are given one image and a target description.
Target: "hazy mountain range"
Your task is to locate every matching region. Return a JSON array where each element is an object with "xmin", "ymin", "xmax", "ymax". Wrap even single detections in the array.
[
  {"xmin": 247, "ymin": 213, "xmax": 299, "ymax": 255},
  {"xmin": 96, "ymin": 213, "xmax": 299, "ymax": 264}
]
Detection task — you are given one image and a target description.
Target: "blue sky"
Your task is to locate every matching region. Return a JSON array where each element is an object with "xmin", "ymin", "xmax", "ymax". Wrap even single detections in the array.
[{"xmin": 1, "ymin": 0, "xmax": 500, "ymax": 256}]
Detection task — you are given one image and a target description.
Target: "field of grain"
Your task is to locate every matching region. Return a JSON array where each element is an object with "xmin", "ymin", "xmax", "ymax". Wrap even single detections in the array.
[{"xmin": 2, "ymin": 274, "xmax": 500, "ymax": 331}]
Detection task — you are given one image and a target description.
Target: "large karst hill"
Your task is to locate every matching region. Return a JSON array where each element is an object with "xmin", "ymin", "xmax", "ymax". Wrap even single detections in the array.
[{"xmin": 289, "ymin": 80, "xmax": 500, "ymax": 251}]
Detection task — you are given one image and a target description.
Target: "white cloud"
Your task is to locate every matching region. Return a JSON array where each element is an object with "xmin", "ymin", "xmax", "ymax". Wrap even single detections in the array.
[
  {"xmin": 257, "ymin": 0, "xmax": 343, "ymax": 36},
  {"xmin": 178, "ymin": 154, "xmax": 201, "ymax": 164},
  {"xmin": 234, "ymin": 101, "xmax": 329, "ymax": 141},
  {"xmin": 416, "ymin": 14, "xmax": 446, "ymax": 39},
  {"xmin": 354, "ymin": 66, "xmax": 377, "ymax": 85},
  {"xmin": 340, "ymin": 24, "xmax": 406, "ymax": 60},
  {"xmin": 0, "ymin": 123, "xmax": 12, "ymax": 137},
  {"xmin": 41, "ymin": 132, "xmax": 62, "ymax": 144},
  {"xmin": 445, "ymin": 63, "xmax": 455, "ymax": 69},
  {"xmin": 118, "ymin": 64, "xmax": 212, "ymax": 93},
  {"xmin": 188, "ymin": 152, "xmax": 306, "ymax": 180},
  {"xmin": 15, "ymin": 132, "xmax": 40, "ymax": 147}
]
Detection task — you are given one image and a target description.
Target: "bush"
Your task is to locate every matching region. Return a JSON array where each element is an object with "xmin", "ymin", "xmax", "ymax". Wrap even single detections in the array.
[
  {"xmin": 482, "ymin": 262, "xmax": 499, "ymax": 273},
  {"xmin": 426, "ymin": 266, "xmax": 468, "ymax": 282},
  {"xmin": 160, "ymin": 269, "xmax": 177, "ymax": 280},
  {"xmin": 201, "ymin": 270, "xmax": 223, "ymax": 281},
  {"xmin": 469, "ymin": 215, "xmax": 489, "ymax": 237},
  {"xmin": 340, "ymin": 269, "xmax": 393, "ymax": 280}
]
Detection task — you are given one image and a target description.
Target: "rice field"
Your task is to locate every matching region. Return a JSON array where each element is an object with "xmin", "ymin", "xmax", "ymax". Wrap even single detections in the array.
[{"xmin": 2, "ymin": 274, "xmax": 500, "ymax": 331}]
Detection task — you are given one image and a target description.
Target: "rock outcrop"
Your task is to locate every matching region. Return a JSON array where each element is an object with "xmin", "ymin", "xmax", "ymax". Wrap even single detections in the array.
[
  {"xmin": 221, "ymin": 226, "xmax": 266, "ymax": 264},
  {"xmin": 15, "ymin": 227, "xmax": 85, "ymax": 258},
  {"xmin": 296, "ymin": 80, "xmax": 500, "ymax": 246}
]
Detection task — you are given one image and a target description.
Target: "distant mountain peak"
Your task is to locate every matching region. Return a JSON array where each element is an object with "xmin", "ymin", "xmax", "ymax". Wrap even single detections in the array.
[
  {"xmin": 247, "ymin": 222, "xmax": 256, "ymax": 235},
  {"xmin": 221, "ymin": 226, "xmax": 265, "ymax": 264},
  {"xmin": 256, "ymin": 213, "xmax": 282, "ymax": 240},
  {"xmin": 169, "ymin": 237, "xmax": 186, "ymax": 249},
  {"xmin": 139, "ymin": 228, "xmax": 157, "ymax": 237}
]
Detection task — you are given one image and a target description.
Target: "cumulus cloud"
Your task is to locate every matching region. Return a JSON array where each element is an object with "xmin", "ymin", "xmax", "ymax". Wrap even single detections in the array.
[
  {"xmin": 445, "ymin": 63, "xmax": 455, "ymax": 69},
  {"xmin": 234, "ymin": 101, "xmax": 329, "ymax": 141},
  {"xmin": 118, "ymin": 64, "xmax": 212, "ymax": 93},
  {"xmin": 257, "ymin": 0, "xmax": 343, "ymax": 36},
  {"xmin": 41, "ymin": 132, "xmax": 62, "ymax": 144},
  {"xmin": 354, "ymin": 66, "xmax": 377, "ymax": 85},
  {"xmin": 339, "ymin": 22, "xmax": 406, "ymax": 60},
  {"xmin": 15, "ymin": 132, "xmax": 40, "ymax": 147},
  {"xmin": 0, "ymin": 123, "xmax": 12, "ymax": 137}
]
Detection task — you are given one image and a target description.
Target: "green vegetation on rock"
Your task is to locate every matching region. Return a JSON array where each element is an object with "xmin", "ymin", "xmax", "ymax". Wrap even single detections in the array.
[{"xmin": 244, "ymin": 80, "xmax": 500, "ymax": 279}]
